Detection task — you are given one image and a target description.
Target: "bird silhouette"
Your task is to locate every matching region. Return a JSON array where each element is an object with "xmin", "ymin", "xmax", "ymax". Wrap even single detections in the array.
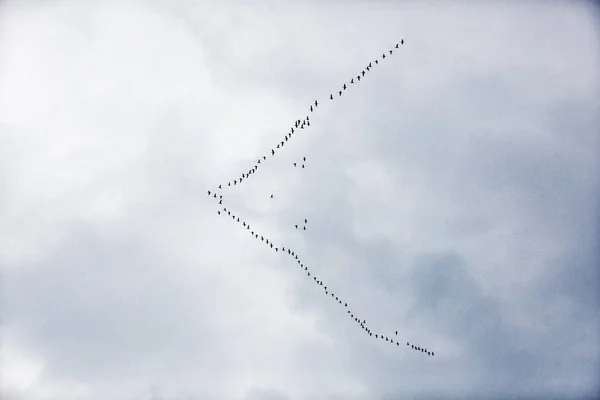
[
  {"xmin": 330, "ymin": 94, "xmax": 333, "ymax": 100},
  {"xmin": 270, "ymin": 194, "xmax": 274, "ymax": 198}
]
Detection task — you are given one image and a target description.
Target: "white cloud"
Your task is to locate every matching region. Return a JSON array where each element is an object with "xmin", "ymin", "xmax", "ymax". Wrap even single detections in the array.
[{"xmin": 1, "ymin": 1, "xmax": 598, "ymax": 399}]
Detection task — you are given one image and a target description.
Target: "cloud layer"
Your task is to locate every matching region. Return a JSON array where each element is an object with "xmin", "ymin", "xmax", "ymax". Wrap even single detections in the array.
[{"xmin": 1, "ymin": 1, "xmax": 599, "ymax": 399}]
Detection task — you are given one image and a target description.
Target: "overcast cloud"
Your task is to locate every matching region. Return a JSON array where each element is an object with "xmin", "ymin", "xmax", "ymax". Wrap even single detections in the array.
[{"xmin": 1, "ymin": 0, "xmax": 599, "ymax": 399}]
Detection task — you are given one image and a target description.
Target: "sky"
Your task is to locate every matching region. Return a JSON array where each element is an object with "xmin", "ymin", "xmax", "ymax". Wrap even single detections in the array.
[{"xmin": 1, "ymin": 0, "xmax": 599, "ymax": 399}]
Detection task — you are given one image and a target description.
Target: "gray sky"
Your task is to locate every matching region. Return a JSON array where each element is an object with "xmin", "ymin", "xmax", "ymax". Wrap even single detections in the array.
[{"xmin": 1, "ymin": 0, "xmax": 599, "ymax": 399}]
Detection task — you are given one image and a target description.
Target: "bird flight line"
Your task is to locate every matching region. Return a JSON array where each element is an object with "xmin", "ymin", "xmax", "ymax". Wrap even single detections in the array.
[{"xmin": 208, "ymin": 38, "xmax": 434, "ymax": 357}]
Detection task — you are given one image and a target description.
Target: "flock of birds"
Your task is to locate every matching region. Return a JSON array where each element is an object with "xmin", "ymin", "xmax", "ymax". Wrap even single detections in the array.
[{"xmin": 207, "ymin": 38, "xmax": 435, "ymax": 357}]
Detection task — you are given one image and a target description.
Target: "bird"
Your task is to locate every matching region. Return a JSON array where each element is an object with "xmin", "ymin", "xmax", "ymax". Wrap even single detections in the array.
[
  {"xmin": 389, "ymin": 50, "xmax": 393, "ymax": 54},
  {"xmin": 330, "ymin": 94, "xmax": 333, "ymax": 100},
  {"xmin": 303, "ymin": 226, "xmax": 306, "ymax": 230},
  {"xmin": 218, "ymin": 185, "xmax": 222, "ymax": 189},
  {"xmin": 270, "ymin": 194, "xmax": 274, "ymax": 198},
  {"xmin": 395, "ymin": 43, "xmax": 399, "ymax": 48},
  {"xmin": 271, "ymin": 149, "xmax": 275, "ymax": 155},
  {"xmin": 350, "ymin": 78, "xmax": 354, "ymax": 83},
  {"xmin": 361, "ymin": 70, "xmax": 365, "ymax": 77},
  {"xmin": 401, "ymin": 39, "xmax": 404, "ymax": 45},
  {"xmin": 294, "ymin": 162, "xmax": 297, "ymax": 167},
  {"xmin": 310, "ymin": 105, "xmax": 313, "ymax": 112},
  {"xmin": 343, "ymin": 83, "xmax": 347, "ymax": 90},
  {"xmin": 339, "ymin": 90, "xmax": 342, "ymax": 96},
  {"xmin": 207, "ymin": 190, "xmax": 211, "ymax": 196},
  {"xmin": 303, "ymin": 157, "xmax": 306, "ymax": 162},
  {"xmin": 314, "ymin": 100, "xmax": 318, "ymax": 106},
  {"xmin": 295, "ymin": 225, "xmax": 298, "ymax": 229},
  {"xmin": 217, "ymin": 211, "xmax": 220, "ymax": 215},
  {"xmin": 382, "ymin": 53, "xmax": 386, "ymax": 59},
  {"xmin": 375, "ymin": 59, "xmax": 379, "ymax": 64},
  {"xmin": 304, "ymin": 218, "xmax": 307, "ymax": 223},
  {"xmin": 357, "ymin": 76, "xmax": 361, "ymax": 81},
  {"xmin": 369, "ymin": 62, "xmax": 372, "ymax": 68},
  {"xmin": 302, "ymin": 164, "xmax": 305, "ymax": 168},
  {"xmin": 395, "ymin": 331, "xmax": 398, "ymax": 335}
]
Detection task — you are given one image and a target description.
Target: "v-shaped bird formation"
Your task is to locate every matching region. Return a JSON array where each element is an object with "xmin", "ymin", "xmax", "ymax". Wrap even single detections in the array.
[{"xmin": 207, "ymin": 38, "xmax": 433, "ymax": 357}]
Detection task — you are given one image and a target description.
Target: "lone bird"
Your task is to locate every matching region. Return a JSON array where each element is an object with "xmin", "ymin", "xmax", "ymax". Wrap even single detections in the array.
[
  {"xmin": 330, "ymin": 94, "xmax": 333, "ymax": 100},
  {"xmin": 270, "ymin": 194, "xmax": 274, "ymax": 198}
]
